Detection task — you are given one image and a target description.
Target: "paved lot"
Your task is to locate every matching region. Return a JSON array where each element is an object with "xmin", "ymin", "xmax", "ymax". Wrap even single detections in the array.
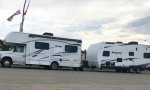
[{"xmin": 0, "ymin": 66, "xmax": 150, "ymax": 90}]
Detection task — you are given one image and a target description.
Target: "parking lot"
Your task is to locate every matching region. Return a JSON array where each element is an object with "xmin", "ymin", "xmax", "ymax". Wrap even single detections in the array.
[{"xmin": 0, "ymin": 66, "xmax": 150, "ymax": 90}]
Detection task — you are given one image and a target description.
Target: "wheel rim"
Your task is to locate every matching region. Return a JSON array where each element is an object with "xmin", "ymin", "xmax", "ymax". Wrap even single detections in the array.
[
  {"xmin": 4, "ymin": 60, "xmax": 10, "ymax": 67},
  {"xmin": 52, "ymin": 63, "xmax": 58, "ymax": 70},
  {"xmin": 136, "ymin": 68, "xmax": 141, "ymax": 73},
  {"xmin": 129, "ymin": 68, "xmax": 134, "ymax": 73}
]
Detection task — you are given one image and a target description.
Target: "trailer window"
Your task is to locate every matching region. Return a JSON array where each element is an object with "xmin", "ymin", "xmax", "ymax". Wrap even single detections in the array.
[
  {"xmin": 117, "ymin": 58, "xmax": 122, "ymax": 62},
  {"xmin": 35, "ymin": 42, "xmax": 49, "ymax": 50},
  {"xmin": 103, "ymin": 51, "xmax": 110, "ymax": 57},
  {"xmin": 65, "ymin": 45, "xmax": 78, "ymax": 53},
  {"xmin": 129, "ymin": 52, "xmax": 134, "ymax": 56},
  {"xmin": 144, "ymin": 53, "xmax": 150, "ymax": 58}
]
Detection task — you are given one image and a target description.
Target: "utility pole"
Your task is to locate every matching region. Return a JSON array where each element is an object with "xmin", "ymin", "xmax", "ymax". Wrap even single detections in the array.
[{"xmin": 20, "ymin": 0, "xmax": 30, "ymax": 32}]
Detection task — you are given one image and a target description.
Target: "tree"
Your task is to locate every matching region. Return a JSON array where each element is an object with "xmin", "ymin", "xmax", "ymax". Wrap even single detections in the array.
[
  {"xmin": 0, "ymin": 40, "xmax": 10, "ymax": 51},
  {"xmin": 0, "ymin": 39, "xmax": 3, "ymax": 51},
  {"xmin": 0, "ymin": 39, "xmax": 3, "ymax": 45}
]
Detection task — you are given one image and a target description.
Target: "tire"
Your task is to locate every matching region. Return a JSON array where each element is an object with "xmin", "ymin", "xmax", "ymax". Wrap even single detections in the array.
[
  {"xmin": 73, "ymin": 68, "xmax": 78, "ymax": 71},
  {"xmin": 122, "ymin": 69, "xmax": 127, "ymax": 73},
  {"xmin": 128, "ymin": 68, "xmax": 134, "ymax": 73},
  {"xmin": 115, "ymin": 69, "xmax": 121, "ymax": 72},
  {"xmin": 135, "ymin": 68, "xmax": 141, "ymax": 74},
  {"xmin": 1, "ymin": 58, "xmax": 13, "ymax": 68},
  {"xmin": 50, "ymin": 62, "xmax": 59, "ymax": 70}
]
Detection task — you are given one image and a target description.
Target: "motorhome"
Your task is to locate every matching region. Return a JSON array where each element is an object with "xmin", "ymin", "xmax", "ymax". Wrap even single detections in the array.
[
  {"xmin": 87, "ymin": 42, "xmax": 150, "ymax": 73},
  {"xmin": 0, "ymin": 32, "xmax": 83, "ymax": 70}
]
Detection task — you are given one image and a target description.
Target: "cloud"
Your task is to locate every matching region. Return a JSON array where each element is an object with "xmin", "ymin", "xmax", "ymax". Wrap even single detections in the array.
[
  {"xmin": 64, "ymin": 20, "xmax": 101, "ymax": 33},
  {"xmin": 125, "ymin": 16, "xmax": 150, "ymax": 34},
  {"xmin": 1, "ymin": 0, "xmax": 150, "ymax": 49}
]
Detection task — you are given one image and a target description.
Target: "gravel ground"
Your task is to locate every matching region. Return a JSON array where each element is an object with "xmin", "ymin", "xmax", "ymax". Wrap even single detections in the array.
[{"xmin": 0, "ymin": 66, "xmax": 150, "ymax": 90}]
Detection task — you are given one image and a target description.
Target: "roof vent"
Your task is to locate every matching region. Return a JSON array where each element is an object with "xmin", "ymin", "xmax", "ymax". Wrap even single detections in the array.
[
  {"xmin": 43, "ymin": 32, "xmax": 53, "ymax": 36},
  {"xmin": 128, "ymin": 41, "xmax": 138, "ymax": 45}
]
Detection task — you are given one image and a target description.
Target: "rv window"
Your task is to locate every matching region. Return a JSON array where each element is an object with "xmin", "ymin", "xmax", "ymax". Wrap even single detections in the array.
[
  {"xmin": 117, "ymin": 58, "xmax": 122, "ymax": 62},
  {"xmin": 103, "ymin": 51, "xmax": 110, "ymax": 57},
  {"xmin": 144, "ymin": 53, "xmax": 150, "ymax": 58},
  {"xmin": 35, "ymin": 42, "xmax": 49, "ymax": 50},
  {"xmin": 65, "ymin": 45, "xmax": 78, "ymax": 53},
  {"xmin": 129, "ymin": 52, "xmax": 134, "ymax": 56},
  {"xmin": 14, "ymin": 46, "xmax": 24, "ymax": 53}
]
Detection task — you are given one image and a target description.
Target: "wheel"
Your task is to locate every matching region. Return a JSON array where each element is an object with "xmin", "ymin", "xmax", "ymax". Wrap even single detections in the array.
[
  {"xmin": 73, "ymin": 68, "xmax": 78, "ymax": 71},
  {"xmin": 122, "ymin": 69, "xmax": 127, "ymax": 73},
  {"xmin": 1, "ymin": 58, "xmax": 13, "ymax": 68},
  {"xmin": 128, "ymin": 68, "xmax": 134, "ymax": 73},
  {"xmin": 135, "ymin": 68, "xmax": 141, "ymax": 74},
  {"xmin": 115, "ymin": 69, "xmax": 121, "ymax": 72},
  {"xmin": 50, "ymin": 62, "xmax": 59, "ymax": 70}
]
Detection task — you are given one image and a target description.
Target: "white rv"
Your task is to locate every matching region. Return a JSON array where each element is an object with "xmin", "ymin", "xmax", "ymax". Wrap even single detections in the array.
[
  {"xmin": 87, "ymin": 42, "xmax": 150, "ymax": 73},
  {"xmin": 0, "ymin": 32, "xmax": 83, "ymax": 70}
]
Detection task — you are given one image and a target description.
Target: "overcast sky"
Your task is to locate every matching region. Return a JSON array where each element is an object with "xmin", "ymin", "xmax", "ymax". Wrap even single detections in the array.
[{"xmin": 0, "ymin": 0, "xmax": 150, "ymax": 49}]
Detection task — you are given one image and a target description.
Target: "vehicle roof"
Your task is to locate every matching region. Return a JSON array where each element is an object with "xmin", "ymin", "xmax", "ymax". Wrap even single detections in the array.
[
  {"xmin": 29, "ymin": 34, "xmax": 82, "ymax": 43},
  {"xmin": 4, "ymin": 32, "xmax": 82, "ymax": 44}
]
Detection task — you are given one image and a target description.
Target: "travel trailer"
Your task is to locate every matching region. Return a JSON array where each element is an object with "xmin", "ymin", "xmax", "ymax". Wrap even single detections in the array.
[
  {"xmin": 0, "ymin": 32, "xmax": 83, "ymax": 70},
  {"xmin": 87, "ymin": 42, "xmax": 150, "ymax": 73}
]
